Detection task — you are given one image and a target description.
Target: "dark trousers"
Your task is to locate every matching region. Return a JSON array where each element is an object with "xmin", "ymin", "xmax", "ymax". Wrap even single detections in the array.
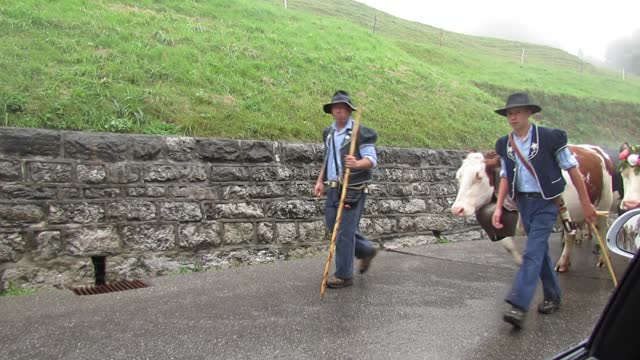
[
  {"xmin": 506, "ymin": 195, "xmax": 562, "ymax": 311},
  {"xmin": 324, "ymin": 188, "xmax": 375, "ymax": 279}
]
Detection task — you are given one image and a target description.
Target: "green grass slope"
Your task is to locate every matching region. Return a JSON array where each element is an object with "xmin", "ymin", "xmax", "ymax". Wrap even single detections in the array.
[{"xmin": 1, "ymin": 0, "xmax": 639, "ymax": 149}]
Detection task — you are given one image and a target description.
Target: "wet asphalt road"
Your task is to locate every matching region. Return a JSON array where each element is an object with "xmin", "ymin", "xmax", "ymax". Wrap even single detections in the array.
[{"xmin": 0, "ymin": 234, "xmax": 630, "ymax": 360}]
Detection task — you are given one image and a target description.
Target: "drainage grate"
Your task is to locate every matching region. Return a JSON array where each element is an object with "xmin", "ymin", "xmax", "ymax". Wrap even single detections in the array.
[{"xmin": 72, "ymin": 279, "xmax": 149, "ymax": 296}]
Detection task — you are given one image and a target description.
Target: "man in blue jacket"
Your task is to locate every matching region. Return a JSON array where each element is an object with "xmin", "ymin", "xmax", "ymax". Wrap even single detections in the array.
[
  {"xmin": 314, "ymin": 90, "xmax": 378, "ymax": 289},
  {"xmin": 491, "ymin": 92, "xmax": 597, "ymax": 329}
]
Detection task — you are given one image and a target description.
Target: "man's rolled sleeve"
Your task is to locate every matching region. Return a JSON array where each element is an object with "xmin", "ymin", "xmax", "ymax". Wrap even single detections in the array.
[
  {"xmin": 500, "ymin": 158, "xmax": 507, "ymax": 178},
  {"xmin": 360, "ymin": 144, "xmax": 377, "ymax": 168},
  {"xmin": 556, "ymin": 147, "xmax": 578, "ymax": 170}
]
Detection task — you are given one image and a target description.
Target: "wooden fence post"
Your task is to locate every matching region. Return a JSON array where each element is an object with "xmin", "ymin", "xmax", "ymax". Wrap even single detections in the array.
[{"xmin": 579, "ymin": 49, "xmax": 584, "ymax": 73}]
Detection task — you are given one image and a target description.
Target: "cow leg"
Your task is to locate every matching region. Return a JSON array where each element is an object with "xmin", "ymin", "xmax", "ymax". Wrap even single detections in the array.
[
  {"xmin": 576, "ymin": 223, "xmax": 592, "ymax": 245},
  {"xmin": 594, "ymin": 217, "xmax": 609, "ymax": 268},
  {"xmin": 585, "ymin": 222, "xmax": 593, "ymax": 243},
  {"xmin": 574, "ymin": 223, "xmax": 584, "ymax": 245},
  {"xmin": 499, "ymin": 236, "xmax": 522, "ymax": 265},
  {"xmin": 555, "ymin": 230, "xmax": 574, "ymax": 273}
]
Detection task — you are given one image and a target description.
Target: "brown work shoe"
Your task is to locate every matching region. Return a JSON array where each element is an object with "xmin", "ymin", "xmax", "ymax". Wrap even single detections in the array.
[
  {"xmin": 326, "ymin": 276, "xmax": 353, "ymax": 289},
  {"xmin": 359, "ymin": 248, "xmax": 378, "ymax": 274}
]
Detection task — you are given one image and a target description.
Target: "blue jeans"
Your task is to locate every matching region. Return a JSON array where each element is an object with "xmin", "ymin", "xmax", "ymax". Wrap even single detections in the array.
[
  {"xmin": 506, "ymin": 195, "xmax": 562, "ymax": 311},
  {"xmin": 324, "ymin": 187, "xmax": 375, "ymax": 279}
]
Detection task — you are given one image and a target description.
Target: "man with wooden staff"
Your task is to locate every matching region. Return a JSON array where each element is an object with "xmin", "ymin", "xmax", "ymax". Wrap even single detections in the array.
[{"xmin": 314, "ymin": 90, "xmax": 379, "ymax": 289}]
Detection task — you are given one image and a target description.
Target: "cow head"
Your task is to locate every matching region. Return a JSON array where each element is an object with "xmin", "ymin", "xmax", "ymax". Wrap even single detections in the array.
[
  {"xmin": 451, "ymin": 152, "xmax": 499, "ymax": 217},
  {"xmin": 618, "ymin": 143, "xmax": 640, "ymax": 210}
]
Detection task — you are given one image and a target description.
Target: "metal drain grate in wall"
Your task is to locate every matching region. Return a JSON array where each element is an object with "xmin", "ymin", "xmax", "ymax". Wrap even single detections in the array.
[{"xmin": 72, "ymin": 280, "xmax": 149, "ymax": 296}]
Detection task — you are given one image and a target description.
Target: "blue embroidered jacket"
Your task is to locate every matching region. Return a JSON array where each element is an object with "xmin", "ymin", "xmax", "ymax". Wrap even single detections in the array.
[{"xmin": 495, "ymin": 124, "xmax": 568, "ymax": 200}]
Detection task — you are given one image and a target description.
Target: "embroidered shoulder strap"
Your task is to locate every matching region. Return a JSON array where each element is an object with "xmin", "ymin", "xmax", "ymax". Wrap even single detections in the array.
[{"xmin": 508, "ymin": 132, "xmax": 535, "ymax": 178}]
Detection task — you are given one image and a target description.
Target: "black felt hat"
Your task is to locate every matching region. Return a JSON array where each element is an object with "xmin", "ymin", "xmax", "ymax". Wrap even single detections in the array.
[
  {"xmin": 323, "ymin": 90, "xmax": 357, "ymax": 114},
  {"xmin": 495, "ymin": 92, "xmax": 541, "ymax": 116}
]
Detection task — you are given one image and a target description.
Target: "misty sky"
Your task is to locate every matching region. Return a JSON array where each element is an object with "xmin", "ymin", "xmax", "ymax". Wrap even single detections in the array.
[{"xmin": 357, "ymin": 0, "xmax": 638, "ymax": 61}]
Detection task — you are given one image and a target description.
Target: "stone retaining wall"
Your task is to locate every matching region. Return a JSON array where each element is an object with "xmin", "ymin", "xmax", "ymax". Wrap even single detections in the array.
[{"xmin": 0, "ymin": 127, "xmax": 482, "ymax": 289}]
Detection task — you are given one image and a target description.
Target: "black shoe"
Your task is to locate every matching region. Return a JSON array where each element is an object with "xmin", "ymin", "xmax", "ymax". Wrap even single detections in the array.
[
  {"xmin": 538, "ymin": 299, "xmax": 561, "ymax": 314},
  {"xmin": 326, "ymin": 276, "xmax": 353, "ymax": 289},
  {"xmin": 503, "ymin": 306, "xmax": 525, "ymax": 329},
  {"xmin": 359, "ymin": 248, "xmax": 378, "ymax": 274}
]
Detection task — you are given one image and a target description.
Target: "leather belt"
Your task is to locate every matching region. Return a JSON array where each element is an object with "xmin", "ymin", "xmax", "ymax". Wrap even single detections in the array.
[
  {"xmin": 516, "ymin": 192, "xmax": 542, "ymax": 199},
  {"xmin": 324, "ymin": 181, "xmax": 370, "ymax": 193},
  {"xmin": 325, "ymin": 181, "xmax": 340, "ymax": 188}
]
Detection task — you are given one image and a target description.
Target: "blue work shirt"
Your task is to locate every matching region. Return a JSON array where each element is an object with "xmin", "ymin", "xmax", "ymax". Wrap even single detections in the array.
[
  {"xmin": 500, "ymin": 125, "xmax": 578, "ymax": 192},
  {"xmin": 326, "ymin": 117, "xmax": 377, "ymax": 181}
]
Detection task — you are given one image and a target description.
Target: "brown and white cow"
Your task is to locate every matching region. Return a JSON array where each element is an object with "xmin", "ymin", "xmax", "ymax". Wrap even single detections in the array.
[{"xmin": 451, "ymin": 145, "xmax": 614, "ymax": 272}]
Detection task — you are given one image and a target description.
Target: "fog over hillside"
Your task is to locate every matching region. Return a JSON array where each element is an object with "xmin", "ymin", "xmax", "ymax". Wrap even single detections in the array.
[
  {"xmin": 470, "ymin": 20, "xmax": 565, "ymax": 52},
  {"xmin": 358, "ymin": 0, "xmax": 639, "ymax": 64}
]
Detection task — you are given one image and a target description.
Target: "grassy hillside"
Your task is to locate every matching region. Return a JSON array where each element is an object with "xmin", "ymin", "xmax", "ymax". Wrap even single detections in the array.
[{"xmin": 1, "ymin": 0, "xmax": 639, "ymax": 149}]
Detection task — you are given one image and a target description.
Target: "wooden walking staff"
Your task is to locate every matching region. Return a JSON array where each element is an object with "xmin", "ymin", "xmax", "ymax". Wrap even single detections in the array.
[
  {"xmin": 592, "ymin": 210, "xmax": 618, "ymax": 287},
  {"xmin": 320, "ymin": 107, "xmax": 363, "ymax": 298}
]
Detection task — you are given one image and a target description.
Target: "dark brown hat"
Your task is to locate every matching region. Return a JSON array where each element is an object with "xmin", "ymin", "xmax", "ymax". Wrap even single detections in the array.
[
  {"xmin": 323, "ymin": 90, "xmax": 357, "ymax": 114},
  {"xmin": 495, "ymin": 92, "xmax": 541, "ymax": 116}
]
